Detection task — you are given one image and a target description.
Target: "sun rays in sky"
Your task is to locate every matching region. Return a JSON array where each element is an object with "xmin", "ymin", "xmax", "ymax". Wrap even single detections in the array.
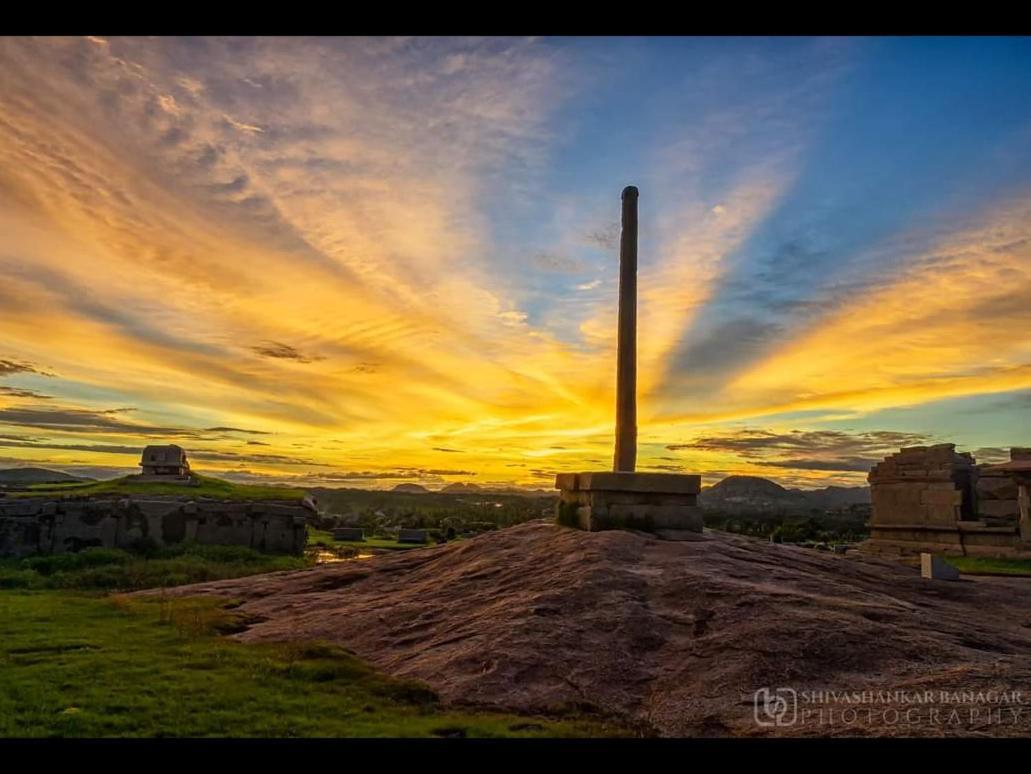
[{"xmin": 0, "ymin": 36, "xmax": 1029, "ymax": 489}]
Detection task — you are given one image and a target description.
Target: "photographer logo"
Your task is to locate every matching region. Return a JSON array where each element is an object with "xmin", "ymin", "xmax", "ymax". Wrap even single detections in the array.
[{"xmin": 754, "ymin": 688, "xmax": 797, "ymax": 727}]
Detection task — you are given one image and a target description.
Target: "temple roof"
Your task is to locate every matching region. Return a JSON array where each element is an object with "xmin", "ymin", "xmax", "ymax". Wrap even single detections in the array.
[{"xmin": 140, "ymin": 444, "xmax": 188, "ymax": 466}]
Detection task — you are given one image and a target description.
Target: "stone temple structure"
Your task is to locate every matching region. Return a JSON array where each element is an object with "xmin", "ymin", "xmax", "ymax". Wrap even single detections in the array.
[
  {"xmin": 555, "ymin": 187, "xmax": 702, "ymax": 538},
  {"xmin": 862, "ymin": 444, "xmax": 1031, "ymax": 558},
  {"xmin": 138, "ymin": 444, "xmax": 192, "ymax": 482},
  {"xmin": 0, "ymin": 444, "xmax": 317, "ymax": 557}
]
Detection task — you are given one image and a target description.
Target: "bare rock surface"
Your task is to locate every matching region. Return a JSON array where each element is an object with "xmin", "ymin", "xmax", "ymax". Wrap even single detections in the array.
[{"xmin": 148, "ymin": 520, "xmax": 1031, "ymax": 736}]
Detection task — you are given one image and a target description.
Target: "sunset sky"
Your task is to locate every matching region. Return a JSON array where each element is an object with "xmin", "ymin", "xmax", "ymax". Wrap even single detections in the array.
[{"xmin": 1, "ymin": 36, "xmax": 1029, "ymax": 490}]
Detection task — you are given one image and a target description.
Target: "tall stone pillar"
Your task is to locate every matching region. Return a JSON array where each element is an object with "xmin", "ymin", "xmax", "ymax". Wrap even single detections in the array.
[
  {"xmin": 555, "ymin": 186, "xmax": 703, "ymax": 539},
  {"xmin": 614, "ymin": 186, "xmax": 638, "ymax": 473}
]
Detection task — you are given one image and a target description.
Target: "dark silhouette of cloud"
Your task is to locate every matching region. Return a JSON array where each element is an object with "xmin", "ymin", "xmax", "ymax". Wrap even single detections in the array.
[
  {"xmin": 763, "ymin": 457, "xmax": 879, "ymax": 472},
  {"xmin": 0, "ymin": 358, "xmax": 50, "ymax": 376},
  {"xmin": 0, "ymin": 436, "xmax": 328, "ymax": 467},
  {"xmin": 584, "ymin": 222, "xmax": 618, "ymax": 250},
  {"xmin": 188, "ymin": 449, "xmax": 328, "ymax": 466},
  {"xmin": 0, "ymin": 407, "xmax": 204, "ymax": 436},
  {"xmin": 351, "ymin": 362, "xmax": 381, "ymax": 374},
  {"xmin": 306, "ymin": 467, "xmax": 478, "ymax": 482},
  {"xmin": 0, "ymin": 440, "xmax": 141, "ymax": 455},
  {"xmin": 206, "ymin": 426, "xmax": 271, "ymax": 435},
  {"xmin": 668, "ymin": 428, "xmax": 932, "ymax": 458},
  {"xmin": 0, "ymin": 386, "xmax": 51, "ymax": 399},
  {"xmin": 250, "ymin": 341, "xmax": 325, "ymax": 364},
  {"xmin": 667, "ymin": 428, "xmax": 935, "ymax": 474}
]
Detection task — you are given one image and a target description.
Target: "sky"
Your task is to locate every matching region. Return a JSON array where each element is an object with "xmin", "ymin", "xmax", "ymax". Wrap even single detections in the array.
[{"xmin": 0, "ymin": 36, "xmax": 1029, "ymax": 490}]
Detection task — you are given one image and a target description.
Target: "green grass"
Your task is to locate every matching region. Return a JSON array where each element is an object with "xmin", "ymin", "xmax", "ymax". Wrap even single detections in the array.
[
  {"xmin": 948, "ymin": 556, "xmax": 1031, "ymax": 577},
  {"xmin": 0, "ymin": 591, "xmax": 622, "ymax": 737},
  {"xmin": 306, "ymin": 528, "xmax": 424, "ymax": 551},
  {"xmin": 10, "ymin": 473, "xmax": 306, "ymax": 502},
  {"xmin": 0, "ymin": 543, "xmax": 312, "ymax": 591}
]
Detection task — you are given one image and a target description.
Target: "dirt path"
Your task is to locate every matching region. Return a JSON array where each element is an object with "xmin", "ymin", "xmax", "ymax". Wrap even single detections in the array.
[{"xmin": 147, "ymin": 521, "xmax": 1031, "ymax": 736}]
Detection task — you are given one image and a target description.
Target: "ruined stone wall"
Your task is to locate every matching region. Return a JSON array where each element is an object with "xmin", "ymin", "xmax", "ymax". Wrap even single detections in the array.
[
  {"xmin": 868, "ymin": 444, "xmax": 975, "ymax": 526},
  {"xmin": 0, "ymin": 497, "xmax": 310, "ymax": 558},
  {"xmin": 977, "ymin": 465, "xmax": 1021, "ymax": 523},
  {"xmin": 863, "ymin": 444, "xmax": 1031, "ymax": 559}
]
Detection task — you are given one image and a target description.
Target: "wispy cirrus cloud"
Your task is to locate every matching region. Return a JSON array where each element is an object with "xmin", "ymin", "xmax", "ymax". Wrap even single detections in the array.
[
  {"xmin": 0, "ymin": 386, "xmax": 51, "ymax": 399},
  {"xmin": 249, "ymin": 342, "xmax": 324, "ymax": 364},
  {"xmin": 1, "ymin": 37, "xmax": 1029, "ymax": 489},
  {"xmin": 0, "ymin": 437, "xmax": 328, "ymax": 467},
  {"xmin": 205, "ymin": 426, "xmax": 270, "ymax": 435},
  {"xmin": 0, "ymin": 406, "xmax": 200, "ymax": 436},
  {"xmin": 667, "ymin": 428, "xmax": 932, "ymax": 458},
  {"xmin": 0, "ymin": 358, "xmax": 50, "ymax": 377},
  {"xmin": 666, "ymin": 427, "xmax": 935, "ymax": 476}
]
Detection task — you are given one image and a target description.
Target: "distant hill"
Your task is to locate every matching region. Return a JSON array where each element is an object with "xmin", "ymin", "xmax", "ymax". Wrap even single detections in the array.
[
  {"xmin": 805, "ymin": 484, "xmax": 871, "ymax": 509},
  {"xmin": 0, "ymin": 467, "xmax": 92, "ymax": 485},
  {"xmin": 3, "ymin": 473, "xmax": 305, "ymax": 501},
  {"xmin": 440, "ymin": 482, "xmax": 482, "ymax": 494},
  {"xmin": 438, "ymin": 482, "xmax": 551, "ymax": 497},
  {"xmin": 486, "ymin": 486, "xmax": 553, "ymax": 497},
  {"xmin": 700, "ymin": 475, "xmax": 802, "ymax": 510},
  {"xmin": 699, "ymin": 475, "xmax": 869, "ymax": 512},
  {"xmin": 391, "ymin": 483, "xmax": 430, "ymax": 494}
]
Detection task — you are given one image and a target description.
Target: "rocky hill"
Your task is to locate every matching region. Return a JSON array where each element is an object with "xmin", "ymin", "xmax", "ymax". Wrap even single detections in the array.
[
  {"xmin": 0, "ymin": 467, "xmax": 91, "ymax": 485},
  {"xmin": 153, "ymin": 520, "xmax": 1031, "ymax": 737},
  {"xmin": 390, "ymin": 483, "xmax": 430, "ymax": 494},
  {"xmin": 440, "ymin": 482, "xmax": 482, "ymax": 494},
  {"xmin": 439, "ymin": 482, "xmax": 551, "ymax": 497},
  {"xmin": 700, "ymin": 475, "xmax": 869, "ymax": 512}
]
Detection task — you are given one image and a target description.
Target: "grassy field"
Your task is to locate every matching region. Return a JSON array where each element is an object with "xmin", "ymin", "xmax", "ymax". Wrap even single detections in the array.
[
  {"xmin": 949, "ymin": 556, "xmax": 1031, "ymax": 577},
  {"xmin": 8, "ymin": 473, "xmax": 306, "ymax": 501},
  {"xmin": 0, "ymin": 543, "xmax": 312, "ymax": 591},
  {"xmin": 0, "ymin": 526, "xmax": 624, "ymax": 737},
  {"xmin": 0, "ymin": 525, "xmax": 433, "ymax": 593},
  {"xmin": 306, "ymin": 528, "xmax": 424, "ymax": 552},
  {"xmin": 0, "ymin": 591, "xmax": 620, "ymax": 738}
]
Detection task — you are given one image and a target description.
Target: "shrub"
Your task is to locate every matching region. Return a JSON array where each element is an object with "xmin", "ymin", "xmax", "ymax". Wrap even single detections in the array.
[
  {"xmin": 22, "ymin": 548, "xmax": 130, "ymax": 576},
  {"xmin": 0, "ymin": 568, "xmax": 38, "ymax": 588},
  {"xmin": 128, "ymin": 537, "xmax": 161, "ymax": 558}
]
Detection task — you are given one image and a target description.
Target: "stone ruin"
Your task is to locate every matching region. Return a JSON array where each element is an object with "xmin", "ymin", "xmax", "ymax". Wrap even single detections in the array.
[
  {"xmin": 862, "ymin": 444, "xmax": 1031, "ymax": 559},
  {"xmin": 137, "ymin": 443, "xmax": 195, "ymax": 484},
  {"xmin": 978, "ymin": 448, "xmax": 1030, "ymax": 523},
  {"xmin": 0, "ymin": 496, "xmax": 313, "ymax": 558}
]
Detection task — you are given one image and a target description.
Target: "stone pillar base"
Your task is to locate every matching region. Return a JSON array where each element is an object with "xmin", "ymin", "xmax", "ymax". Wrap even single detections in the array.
[{"xmin": 555, "ymin": 472, "xmax": 703, "ymax": 534}]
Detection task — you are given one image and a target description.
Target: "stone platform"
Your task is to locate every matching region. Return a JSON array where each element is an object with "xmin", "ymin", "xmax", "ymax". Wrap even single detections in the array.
[{"xmin": 555, "ymin": 471, "xmax": 703, "ymax": 537}]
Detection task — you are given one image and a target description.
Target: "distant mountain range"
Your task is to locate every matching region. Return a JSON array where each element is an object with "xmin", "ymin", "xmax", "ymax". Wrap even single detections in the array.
[
  {"xmin": 441, "ymin": 482, "xmax": 482, "ymax": 493},
  {"xmin": 388, "ymin": 481, "xmax": 551, "ymax": 497},
  {"xmin": 391, "ymin": 483, "xmax": 431, "ymax": 494},
  {"xmin": 0, "ymin": 467, "xmax": 93, "ymax": 485},
  {"xmin": 369, "ymin": 474, "xmax": 869, "ymax": 506},
  {"xmin": 442, "ymin": 482, "xmax": 553, "ymax": 496},
  {"xmin": 698, "ymin": 475, "xmax": 870, "ymax": 511}
]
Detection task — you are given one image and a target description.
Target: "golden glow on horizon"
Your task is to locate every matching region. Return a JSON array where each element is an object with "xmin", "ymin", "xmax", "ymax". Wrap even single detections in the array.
[{"xmin": 0, "ymin": 37, "xmax": 1028, "ymax": 490}]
